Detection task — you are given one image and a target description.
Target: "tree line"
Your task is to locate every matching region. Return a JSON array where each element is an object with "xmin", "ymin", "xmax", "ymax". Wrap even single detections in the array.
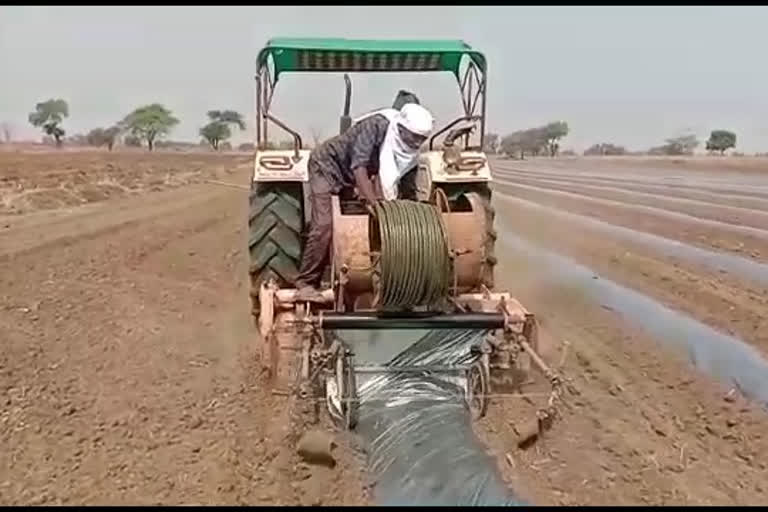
[
  {"xmin": 494, "ymin": 121, "xmax": 570, "ymax": 159},
  {"xmin": 581, "ymin": 130, "xmax": 737, "ymax": 157},
  {"xmin": 14, "ymin": 98, "xmax": 743, "ymax": 157},
  {"xmin": 479, "ymin": 122, "xmax": 570, "ymax": 159},
  {"xmin": 482, "ymin": 124, "xmax": 739, "ymax": 158},
  {"xmin": 24, "ymin": 98, "xmax": 248, "ymax": 151}
]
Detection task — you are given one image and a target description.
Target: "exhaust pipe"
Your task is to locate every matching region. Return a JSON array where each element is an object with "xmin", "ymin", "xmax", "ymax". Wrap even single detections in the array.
[{"xmin": 339, "ymin": 74, "xmax": 352, "ymax": 135}]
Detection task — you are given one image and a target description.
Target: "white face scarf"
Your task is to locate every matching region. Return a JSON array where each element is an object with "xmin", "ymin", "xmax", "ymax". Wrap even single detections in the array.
[{"xmin": 353, "ymin": 104, "xmax": 433, "ymax": 200}]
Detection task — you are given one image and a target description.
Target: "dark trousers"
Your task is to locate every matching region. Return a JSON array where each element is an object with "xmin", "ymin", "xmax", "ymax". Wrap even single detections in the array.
[{"xmin": 295, "ymin": 165, "xmax": 333, "ymax": 288}]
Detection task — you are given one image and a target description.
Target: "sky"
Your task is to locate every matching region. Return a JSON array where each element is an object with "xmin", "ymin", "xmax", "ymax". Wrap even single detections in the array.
[{"xmin": 2, "ymin": 6, "xmax": 768, "ymax": 152}]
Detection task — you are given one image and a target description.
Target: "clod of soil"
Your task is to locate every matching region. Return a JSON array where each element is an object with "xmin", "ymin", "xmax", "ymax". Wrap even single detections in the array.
[{"xmin": 297, "ymin": 429, "xmax": 337, "ymax": 468}]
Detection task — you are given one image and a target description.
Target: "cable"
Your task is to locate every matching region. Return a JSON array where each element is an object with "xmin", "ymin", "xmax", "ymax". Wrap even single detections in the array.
[{"xmin": 372, "ymin": 200, "xmax": 452, "ymax": 309}]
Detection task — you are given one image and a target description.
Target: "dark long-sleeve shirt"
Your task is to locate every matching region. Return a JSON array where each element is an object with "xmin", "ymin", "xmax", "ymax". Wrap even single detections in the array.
[{"xmin": 311, "ymin": 114, "xmax": 389, "ymax": 193}]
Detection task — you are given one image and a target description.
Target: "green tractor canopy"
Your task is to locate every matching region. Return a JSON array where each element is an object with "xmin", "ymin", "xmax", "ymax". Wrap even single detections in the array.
[
  {"xmin": 255, "ymin": 38, "xmax": 488, "ymax": 150},
  {"xmin": 257, "ymin": 37, "xmax": 486, "ymax": 78}
]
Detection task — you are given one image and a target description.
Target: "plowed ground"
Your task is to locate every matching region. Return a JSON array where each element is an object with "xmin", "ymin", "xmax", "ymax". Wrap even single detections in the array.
[{"xmin": 1, "ymin": 151, "xmax": 767, "ymax": 505}]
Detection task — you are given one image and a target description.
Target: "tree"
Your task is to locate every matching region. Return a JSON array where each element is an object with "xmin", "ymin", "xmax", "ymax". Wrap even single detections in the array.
[
  {"xmin": 200, "ymin": 122, "xmax": 231, "ymax": 151},
  {"xmin": 238, "ymin": 142, "xmax": 255, "ymax": 152},
  {"xmin": 526, "ymin": 126, "xmax": 549, "ymax": 156},
  {"xmin": 543, "ymin": 121, "xmax": 569, "ymax": 157},
  {"xmin": 124, "ymin": 134, "xmax": 142, "ymax": 147},
  {"xmin": 120, "ymin": 104, "xmax": 179, "ymax": 151},
  {"xmin": 67, "ymin": 133, "xmax": 88, "ymax": 146},
  {"xmin": 0, "ymin": 122, "xmax": 12, "ymax": 143},
  {"xmin": 199, "ymin": 109, "xmax": 245, "ymax": 151},
  {"xmin": 87, "ymin": 126, "xmax": 121, "ymax": 151},
  {"xmin": 104, "ymin": 126, "xmax": 120, "ymax": 150},
  {"xmin": 28, "ymin": 99, "xmax": 69, "ymax": 147},
  {"xmin": 584, "ymin": 143, "xmax": 627, "ymax": 156},
  {"xmin": 501, "ymin": 122, "xmax": 566, "ymax": 159},
  {"xmin": 483, "ymin": 133, "xmax": 500, "ymax": 154},
  {"xmin": 500, "ymin": 132, "xmax": 524, "ymax": 158},
  {"xmin": 659, "ymin": 134, "xmax": 699, "ymax": 156},
  {"xmin": 705, "ymin": 130, "xmax": 736, "ymax": 155},
  {"xmin": 501, "ymin": 128, "xmax": 547, "ymax": 159}
]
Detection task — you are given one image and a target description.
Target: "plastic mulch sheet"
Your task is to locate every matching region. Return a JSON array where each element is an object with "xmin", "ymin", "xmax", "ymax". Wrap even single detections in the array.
[{"xmin": 329, "ymin": 328, "xmax": 526, "ymax": 506}]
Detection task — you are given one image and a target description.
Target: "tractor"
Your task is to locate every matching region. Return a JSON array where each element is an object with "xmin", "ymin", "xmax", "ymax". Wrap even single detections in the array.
[{"xmin": 247, "ymin": 38, "xmax": 562, "ymax": 436}]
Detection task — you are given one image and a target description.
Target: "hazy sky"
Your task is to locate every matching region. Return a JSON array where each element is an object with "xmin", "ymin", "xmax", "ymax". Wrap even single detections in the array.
[{"xmin": 2, "ymin": 6, "xmax": 768, "ymax": 152}]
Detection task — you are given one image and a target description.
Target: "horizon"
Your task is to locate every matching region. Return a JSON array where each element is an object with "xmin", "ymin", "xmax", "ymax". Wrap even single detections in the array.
[{"xmin": 2, "ymin": 6, "xmax": 768, "ymax": 153}]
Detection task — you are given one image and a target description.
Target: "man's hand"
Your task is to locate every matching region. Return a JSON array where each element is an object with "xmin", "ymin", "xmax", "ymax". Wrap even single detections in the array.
[
  {"xmin": 352, "ymin": 166, "xmax": 379, "ymax": 205},
  {"xmin": 371, "ymin": 176, "xmax": 385, "ymax": 201}
]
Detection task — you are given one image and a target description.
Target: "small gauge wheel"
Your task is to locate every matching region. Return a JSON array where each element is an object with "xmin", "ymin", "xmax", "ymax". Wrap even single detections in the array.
[
  {"xmin": 327, "ymin": 351, "xmax": 359, "ymax": 430},
  {"xmin": 466, "ymin": 359, "xmax": 490, "ymax": 420},
  {"xmin": 342, "ymin": 352, "xmax": 359, "ymax": 430}
]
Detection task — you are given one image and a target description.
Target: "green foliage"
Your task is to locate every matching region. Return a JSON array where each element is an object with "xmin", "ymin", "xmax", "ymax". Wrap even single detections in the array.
[
  {"xmin": 705, "ymin": 130, "xmax": 736, "ymax": 154},
  {"xmin": 584, "ymin": 143, "xmax": 627, "ymax": 156},
  {"xmin": 28, "ymin": 98, "xmax": 69, "ymax": 147},
  {"xmin": 208, "ymin": 110, "xmax": 246, "ymax": 130},
  {"xmin": 200, "ymin": 109, "xmax": 246, "ymax": 150},
  {"xmin": 200, "ymin": 122, "xmax": 231, "ymax": 151},
  {"xmin": 120, "ymin": 104, "xmax": 179, "ymax": 151}
]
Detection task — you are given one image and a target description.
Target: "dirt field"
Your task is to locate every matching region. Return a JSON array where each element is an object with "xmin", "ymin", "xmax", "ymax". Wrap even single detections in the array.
[
  {"xmin": 484, "ymin": 156, "xmax": 768, "ymax": 505},
  {"xmin": 0, "ymin": 151, "xmax": 367, "ymax": 506},
  {"xmin": 2, "ymin": 151, "xmax": 768, "ymax": 505},
  {"xmin": 0, "ymin": 151, "xmax": 249, "ymax": 216}
]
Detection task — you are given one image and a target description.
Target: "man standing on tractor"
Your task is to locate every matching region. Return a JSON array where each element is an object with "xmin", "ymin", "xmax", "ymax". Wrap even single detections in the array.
[{"xmin": 294, "ymin": 102, "xmax": 435, "ymax": 302}]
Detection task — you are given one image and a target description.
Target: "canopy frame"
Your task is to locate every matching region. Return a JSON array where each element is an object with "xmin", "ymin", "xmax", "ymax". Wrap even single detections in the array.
[{"xmin": 254, "ymin": 38, "xmax": 488, "ymax": 151}]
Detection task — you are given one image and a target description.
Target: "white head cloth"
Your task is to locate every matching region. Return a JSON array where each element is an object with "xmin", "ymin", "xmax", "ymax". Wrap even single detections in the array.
[{"xmin": 353, "ymin": 103, "xmax": 434, "ymax": 200}]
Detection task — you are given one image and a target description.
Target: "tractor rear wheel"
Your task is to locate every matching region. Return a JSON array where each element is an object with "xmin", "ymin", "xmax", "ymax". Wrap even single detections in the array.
[
  {"xmin": 466, "ymin": 187, "xmax": 496, "ymax": 290},
  {"xmin": 248, "ymin": 182, "xmax": 305, "ymax": 323}
]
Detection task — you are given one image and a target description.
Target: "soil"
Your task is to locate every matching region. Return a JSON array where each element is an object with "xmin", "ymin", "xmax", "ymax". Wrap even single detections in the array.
[
  {"xmin": 494, "ymin": 176, "xmax": 768, "ymax": 262},
  {"xmin": 477, "ymin": 157, "xmax": 768, "ymax": 505},
  {"xmin": 2, "ymin": 151, "xmax": 768, "ymax": 505},
  {"xmin": 0, "ymin": 151, "xmax": 249, "ymax": 215},
  {"xmin": 0, "ymin": 151, "xmax": 368, "ymax": 506}
]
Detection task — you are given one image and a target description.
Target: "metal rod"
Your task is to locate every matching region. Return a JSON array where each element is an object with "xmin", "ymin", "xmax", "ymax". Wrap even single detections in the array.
[
  {"xmin": 520, "ymin": 338, "xmax": 555, "ymax": 380},
  {"xmin": 265, "ymin": 113, "xmax": 303, "ymax": 158},
  {"xmin": 343, "ymin": 73, "xmax": 352, "ymax": 115},
  {"xmin": 318, "ymin": 312, "xmax": 505, "ymax": 330},
  {"xmin": 460, "ymin": 62, "xmax": 472, "ymax": 115},
  {"xmin": 255, "ymin": 70, "xmax": 261, "ymax": 146},
  {"xmin": 352, "ymin": 365, "xmax": 471, "ymax": 373},
  {"xmin": 428, "ymin": 115, "xmax": 481, "ymax": 150},
  {"xmin": 480, "ymin": 68, "xmax": 487, "ymax": 148},
  {"xmin": 262, "ymin": 69, "xmax": 269, "ymax": 144}
]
